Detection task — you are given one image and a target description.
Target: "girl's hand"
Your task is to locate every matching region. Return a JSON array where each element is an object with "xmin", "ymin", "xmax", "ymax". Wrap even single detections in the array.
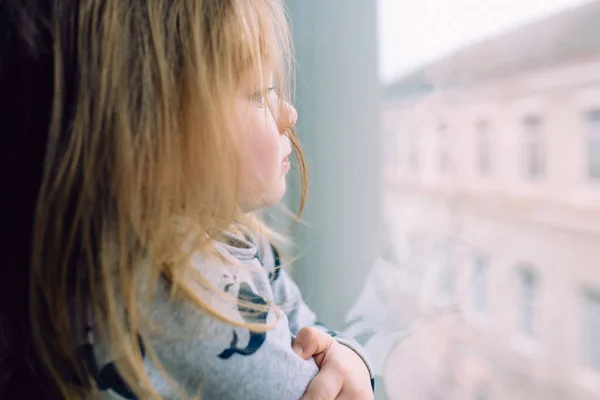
[{"xmin": 293, "ymin": 327, "xmax": 373, "ymax": 400}]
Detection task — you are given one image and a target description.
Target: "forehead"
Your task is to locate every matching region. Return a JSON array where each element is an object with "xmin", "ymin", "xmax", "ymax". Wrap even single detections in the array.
[{"xmin": 235, "ymin": 2, "xmax": 285, "ymax": 83}]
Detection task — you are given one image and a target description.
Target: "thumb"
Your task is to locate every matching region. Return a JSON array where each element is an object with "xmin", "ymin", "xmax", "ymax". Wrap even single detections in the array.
[{"xmin": 292, "ymin": 327, "xmax": 334, "ymax": 361}]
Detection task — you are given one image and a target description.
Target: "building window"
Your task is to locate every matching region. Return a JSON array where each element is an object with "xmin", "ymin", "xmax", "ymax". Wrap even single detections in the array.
[
  {"xmin": 473, "ymin": 253, "xmax": 488, "ymax": 315},
  {"xmin": 586, "ymin": 109, "xmax": 600, "ymax": 180},
  {"xmin": 438, "ymin": 123, "xmax": 451, "ymax": 173},
  {"xmin": 521, "ymin": 116, "xmax": 545, "ymax": 180},
  {"xmin": 437, "ymin": 242, "xmax": 454, "ymax": 301},
  {"xmin": 518, "ymin": 267, "xmax": 537, "ymax": 338},
  {"xmin": 408, "ymin": 130, "xmax": 419, "ymax": 172},
  {"xmin": 476, "ymin": 120, "xmax": 492, "ymax": 176},
  {"xmin": 582, "ymin": 290, "xmax": 600, "ymax": 373}
]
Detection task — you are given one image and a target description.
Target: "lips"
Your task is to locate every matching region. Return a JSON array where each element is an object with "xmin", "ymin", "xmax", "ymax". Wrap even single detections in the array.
[{"xmin": 282, "ymin": 151, "xmax": 291, "ymax": 170}]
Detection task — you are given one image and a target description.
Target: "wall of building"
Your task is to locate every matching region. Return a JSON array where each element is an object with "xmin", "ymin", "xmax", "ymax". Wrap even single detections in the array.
[{"xmin": 381, "ymin": 55, "xmax": 600, "ymax": 400}]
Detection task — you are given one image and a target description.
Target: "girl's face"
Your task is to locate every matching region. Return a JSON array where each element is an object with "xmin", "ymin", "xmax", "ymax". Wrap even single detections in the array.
[{"xmin": 236, "ymin": 71, "xmax": 298, "ymax": 212}]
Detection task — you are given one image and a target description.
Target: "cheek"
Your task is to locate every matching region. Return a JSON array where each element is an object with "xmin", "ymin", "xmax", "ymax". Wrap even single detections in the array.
[
  {"xmin": 251, "ymin": 119, "xmax": 280, "ymax": 159},
  {"xmin": 243, "ymin": 113, "xmax": 281, "ymax": 178},
  {"xmin": 255, "ymin": 135, "xmax": 281, "ymax": 182}
]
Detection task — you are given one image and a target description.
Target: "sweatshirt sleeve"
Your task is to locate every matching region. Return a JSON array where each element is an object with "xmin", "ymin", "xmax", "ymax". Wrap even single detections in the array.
[{"xmin": 265, "ymin": 244, "xmax": 375, "ymax": 391}]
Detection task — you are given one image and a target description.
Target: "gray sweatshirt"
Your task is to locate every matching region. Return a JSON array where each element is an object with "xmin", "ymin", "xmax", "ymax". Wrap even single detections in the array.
[{"xmin": 81, "ymin": 230, "xmax": 373, "ymax": 399}]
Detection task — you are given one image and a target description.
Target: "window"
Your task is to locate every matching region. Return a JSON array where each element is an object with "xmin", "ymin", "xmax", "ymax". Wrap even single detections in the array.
[
  {"xmin": 438, "ymin": 123, "xmax": 451, "ymax": 173},
  {"xmin": 586, "ymin": 109, "xmax": 600, "ymax": 180},
  {"xmin": 437, "ymin": 242, "xmax": 454, "ymax": 301},
  {"xmin": 582, "ymin": 290, "xmax": 600, "ymax": 373},
  {"xmin": 284, "ymin": 0, "xmax": 600, "ymax": 398},
  {"xmin": 518, "ymin": 267, "xmax": 537, "ymax": 338},
  {"xmin": 370, "ymin": 0, "xmax": 598, "ymax": 398},
  {"xmin": 476, "ymin": 120, "xmax": 492, "ymax": 176},
  {"xmin": 408, "ymin": 130, "xmax": 420, "ymax": 172},
  {"xmin": 521, "ymin": 116, "xmax": 545, "ymax": 180},
  {"xmin": 473, "ymin": 253, "xmax": 488, "ymax": 315}
]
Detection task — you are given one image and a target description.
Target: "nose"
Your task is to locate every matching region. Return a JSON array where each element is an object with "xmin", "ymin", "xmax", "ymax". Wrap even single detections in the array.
[{"xmin": 278, "ymin": 101, "xmax": 298, "ymax": 134}]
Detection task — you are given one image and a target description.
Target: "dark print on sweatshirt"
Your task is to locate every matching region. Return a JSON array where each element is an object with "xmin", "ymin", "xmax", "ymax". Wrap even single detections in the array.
[
  {"xmin": 218, "ymin": 281, "xmax": 269, "ymax": 359},
  {"xmin": 78, "ymin": 333, "xmax": 146, "ymax": 400}
]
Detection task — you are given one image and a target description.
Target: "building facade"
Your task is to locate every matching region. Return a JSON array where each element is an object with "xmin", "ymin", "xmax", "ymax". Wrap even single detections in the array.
[{"xmin": 379, "ymin": 3, "xmax": 600, "ymax": 399}]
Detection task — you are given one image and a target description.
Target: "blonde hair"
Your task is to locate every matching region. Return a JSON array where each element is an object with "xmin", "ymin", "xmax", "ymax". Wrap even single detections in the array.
[{"xmin": 22, "ymin": 0, "xmax": 307, "ymax": 398}]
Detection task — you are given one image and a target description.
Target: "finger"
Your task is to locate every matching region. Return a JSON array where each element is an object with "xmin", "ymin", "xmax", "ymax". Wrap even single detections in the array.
[
  {"xmin": 293, "ymin": 327, "xmax": 333, "ymax": 360},
  {"xmin": 337, "ymin": 388, "xmax": 374, "ymax": 400},
  {"xmin": 301, "ymin": 366, "xmax": 343, "ymax": 400},
  {"xmin": 338, "ymin": 393, "xmax": 373, "ymax": 400}
]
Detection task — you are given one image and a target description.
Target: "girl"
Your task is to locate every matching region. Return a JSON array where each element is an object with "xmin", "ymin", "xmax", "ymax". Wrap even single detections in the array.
[{"xmin": 0, "ymin": 0, "xmax": 373, "ymax": 399}]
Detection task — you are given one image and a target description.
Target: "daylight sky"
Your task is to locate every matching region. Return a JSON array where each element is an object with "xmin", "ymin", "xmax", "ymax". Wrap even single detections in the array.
[{"xmin": 377, "ymin": 0, "xmax": 597, "ymax": 83}]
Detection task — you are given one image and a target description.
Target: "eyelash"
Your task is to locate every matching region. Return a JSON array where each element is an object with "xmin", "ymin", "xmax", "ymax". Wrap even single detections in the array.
[{"xmin": 251, "ymin": 87, "xmax": 275, "ymax": 105}]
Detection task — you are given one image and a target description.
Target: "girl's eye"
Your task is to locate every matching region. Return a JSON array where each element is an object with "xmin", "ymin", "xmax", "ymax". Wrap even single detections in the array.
[
  {"xmin": 251, "ymin": 87, "xmax": 275, "ymax": 105},
  {"xmin": 250, "ymin": 91, "xmax": 265, "ymax": 104}
]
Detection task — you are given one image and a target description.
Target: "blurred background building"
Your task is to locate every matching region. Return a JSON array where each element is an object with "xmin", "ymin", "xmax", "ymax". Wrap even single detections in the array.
[
  {"xmin": 381, "ymin": 2, "xmax": 600, "ymax": 399},
  {"xmin": 283, "ymin": 0, "xmax": 600, "ymax": 399}
]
